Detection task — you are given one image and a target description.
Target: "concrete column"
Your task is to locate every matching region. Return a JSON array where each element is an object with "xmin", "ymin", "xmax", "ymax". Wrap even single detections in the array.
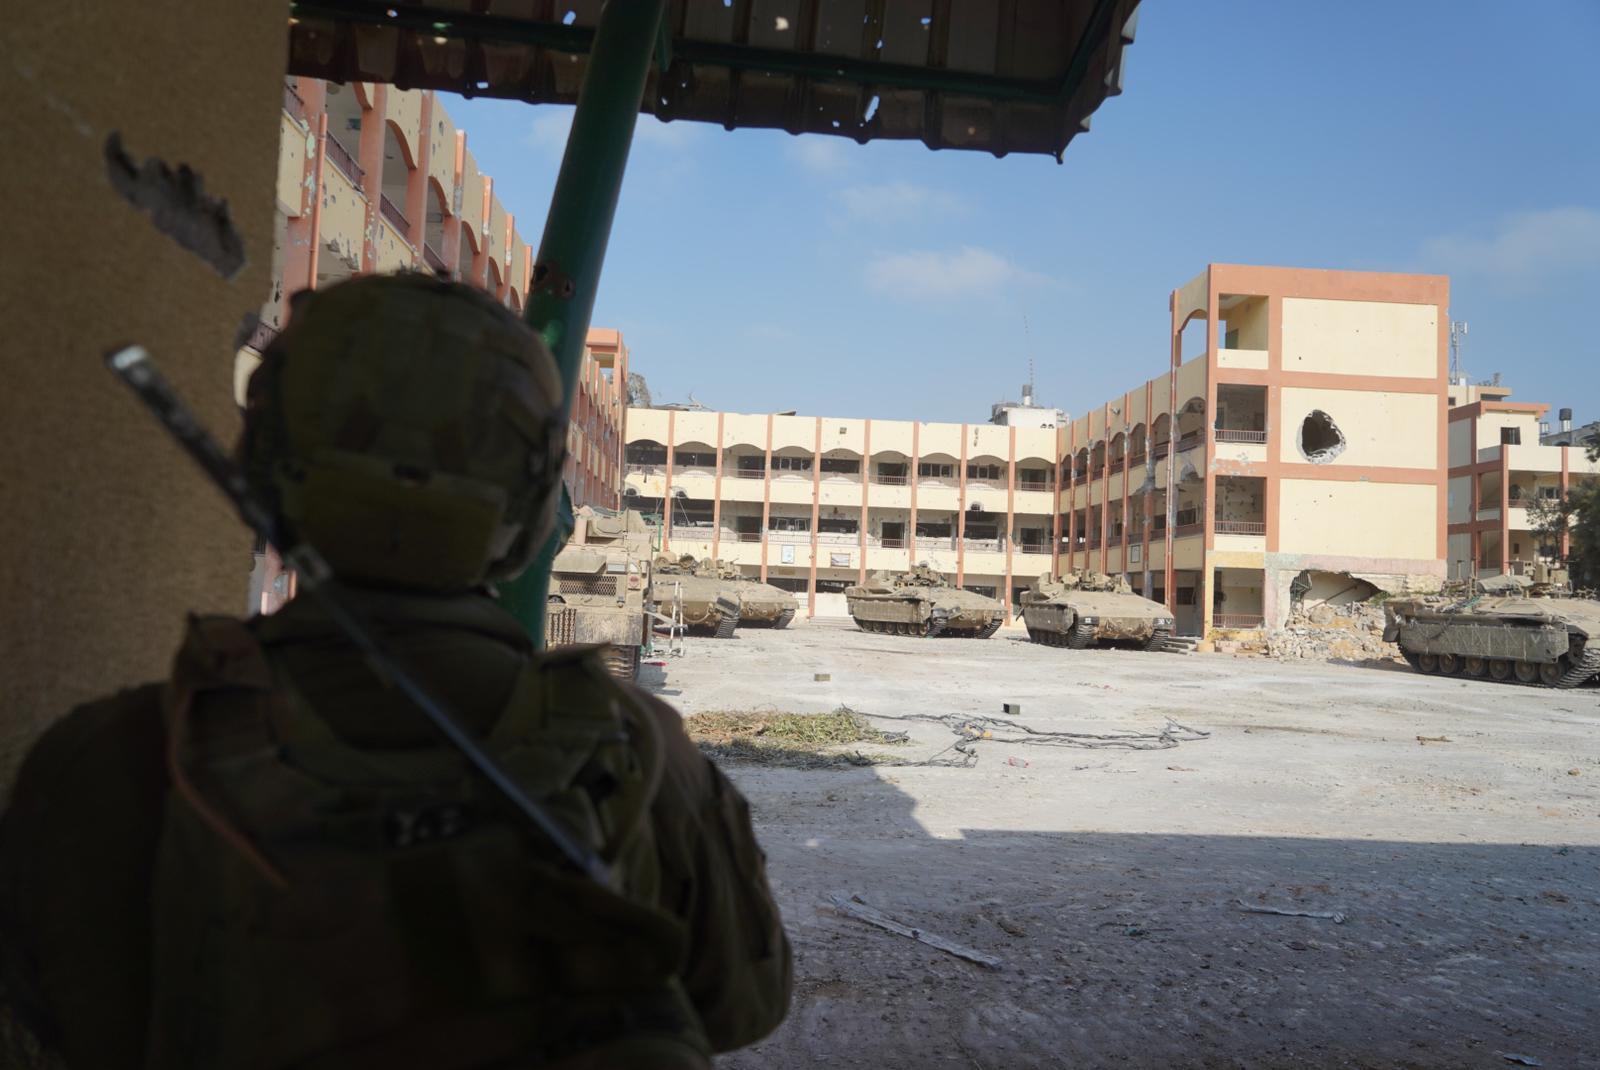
[
  {"xmin": 807, "ymin": 417, "xmax": 822, "ymax": 618},
  {"xmin": 356, "ymin": 83, "xmax": 387, "ymax": 274},
  {"xmin": 1004, "ymin": 425, "xmax": 1016, "ymax": 615},
  {"xmin": 710, "ymin": 412, "xmax": 725, "ymax": 561},
  {"xmin": 759, "ymin": 414, "xmax": 773, "ymax": 581},
  {"xmin": 858, "ymin": 419, "xmax": 872, "ymax": 584},
  {"xmin": 956, "ymin": 424, "xmax": 969, "ymax": 586},
  {"xmin": 662, "ymin": 409, "xmax": 676, "ymax": 551},
  {"xmin": 908, "ymin": 423, "xmax": 920, "ymax": 567}
]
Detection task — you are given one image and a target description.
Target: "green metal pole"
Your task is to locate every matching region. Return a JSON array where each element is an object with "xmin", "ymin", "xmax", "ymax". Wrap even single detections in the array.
[{"xmin": 497, "ymin": 0, "xmax": 667, "ymax": 645}]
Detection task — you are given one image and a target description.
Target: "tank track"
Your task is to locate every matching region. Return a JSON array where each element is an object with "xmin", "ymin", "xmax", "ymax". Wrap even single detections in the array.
[
  {"xmin": 772, "ymin": 607, "xmax": 795, "ymax": 629},
  {"xmin": 712, "ymin": 608, "xmax": 740, "ymax": 639},
  {"xmin": 1142, "ymin": 626, "xmax": 1173, "ymax": 652},
  {"xmin": 1066, "ymin": 619, "xmax": 1096, "ymax": 650},
  {"xmin": 973, "ymin": 620, "xmax": 1001, "ymax": 640},
  {"xmin": 925, "ymin": 615, "xmax": 949, "ymax": 639},
  {"xmin": 1555, "ymin": 641, "xmax": 1600, "ymax": 689},
  {"xmin": 1400, "ymin": 638, "xmax": 1599, "ymax": 689}
]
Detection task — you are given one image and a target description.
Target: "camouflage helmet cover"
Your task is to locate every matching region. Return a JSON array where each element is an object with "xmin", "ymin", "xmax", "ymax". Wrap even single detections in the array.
[{"xmin": 242, "ymin": 273, "xmax": 565, "ymax": 590}]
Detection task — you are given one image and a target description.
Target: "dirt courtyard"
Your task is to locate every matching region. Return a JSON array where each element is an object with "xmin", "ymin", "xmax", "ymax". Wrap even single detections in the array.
[{"xmin": 643, "ymin": 619, "xmax": 1600, "ymax": 1069}]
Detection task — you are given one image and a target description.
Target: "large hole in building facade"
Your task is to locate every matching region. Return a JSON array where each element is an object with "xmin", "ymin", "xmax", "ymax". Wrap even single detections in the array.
[{"xmin": 1297, "ymin": 409, "xmax": 1346, "ymax": 464}]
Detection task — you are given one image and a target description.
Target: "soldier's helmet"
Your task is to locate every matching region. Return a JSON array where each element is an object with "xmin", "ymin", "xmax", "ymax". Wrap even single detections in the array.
[{"xmin": 241, "ymin": 273, "xmax": 565, "ymax": 591}]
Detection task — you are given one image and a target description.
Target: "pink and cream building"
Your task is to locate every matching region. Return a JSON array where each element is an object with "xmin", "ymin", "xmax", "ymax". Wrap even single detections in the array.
[{"xmin": 628, "ymin": 265, "xmax": 1457, "ymax": 633}]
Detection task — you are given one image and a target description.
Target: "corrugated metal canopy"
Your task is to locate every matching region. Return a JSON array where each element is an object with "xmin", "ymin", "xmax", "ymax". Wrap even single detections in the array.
[{"xmin": 287, "ymin": 0, "xmax": 1139, "ymax": 160}]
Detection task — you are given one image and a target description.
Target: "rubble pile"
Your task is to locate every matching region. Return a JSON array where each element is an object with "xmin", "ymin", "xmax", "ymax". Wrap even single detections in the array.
[{"xmin": 1266, "ymin": 600, "xmax": 1398, "ymax": 663}]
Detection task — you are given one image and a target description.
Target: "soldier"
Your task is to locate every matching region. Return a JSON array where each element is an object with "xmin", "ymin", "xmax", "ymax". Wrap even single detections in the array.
[{"xmin": 0, "ymin": 274, "xmax": 791, "ymax": 1068}]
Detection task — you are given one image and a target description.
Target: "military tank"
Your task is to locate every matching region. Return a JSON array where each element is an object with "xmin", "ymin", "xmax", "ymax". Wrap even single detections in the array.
[
  {"xmin": 544, "ymin": 508, "xmax": 656, "ymax": 679},
  {"xmin": 697, "ymin": 559, "xmax": 796, "ymax": 628},
  {"xmin": 844, "ymin": 566, "xmax": 1004, "ymax": 638},
  {"xmin": 653, "ymin": 553, "xmax": 742, "ymax": 638},
  {"xmin": 1019, "ymin": 571, "xmax": 1176, "ymax": 650},
  {"xmin": 1384, "ymin": 574, "xmax": 1600, "ymax": 688}
]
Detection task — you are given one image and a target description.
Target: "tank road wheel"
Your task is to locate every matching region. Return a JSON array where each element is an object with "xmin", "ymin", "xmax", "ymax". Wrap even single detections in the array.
[
  {"xmin": 1464, "ymin": 656, "xmax": 1487, "ymax": 678},
  {"xmin": 1513, "ymin": 660, "xmax": 1540, "ymax": 684},
  {"xmin": 1066, "ymin": 618, "xmax": 1094, "ymax": 650},
  {"xmin": 1488, "ymin": 659, "xmax": 1512, "ymax": 682},
  {"xmin": 774, "ymin": 607, "xmax": 795, "ymax": 629},
  {"xmin": 1400, "ymin": 650, "xmax": 1422, "ymax": 670},
  {"xmin": 1538, "ymin": 660, "xmax": 1562, "ymax": 686},
  {"xmin": 1437, "ymin": 653, "xmax": 1461, "ymax": 675},
  {"xmin": 1417, "ymin": 653, "xmax": 1439, "ymax": 674}
]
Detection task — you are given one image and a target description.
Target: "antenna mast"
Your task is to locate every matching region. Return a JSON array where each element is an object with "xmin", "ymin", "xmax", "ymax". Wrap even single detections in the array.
[{"xmin": 1448, "ymin": 320, "xmax": 1468, "ymax": 383}]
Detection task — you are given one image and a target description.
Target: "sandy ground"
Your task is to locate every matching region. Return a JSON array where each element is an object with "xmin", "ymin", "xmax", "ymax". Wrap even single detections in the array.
[{"xmin": 644, "ymin": 619, "xmax": 1600, "ymax": 1070}]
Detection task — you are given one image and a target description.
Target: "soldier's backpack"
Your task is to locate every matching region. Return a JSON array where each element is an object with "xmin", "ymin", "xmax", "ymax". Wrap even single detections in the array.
[{"xmin": 144, "ymin": 615, "xmax": 712, "ymax": 1069}]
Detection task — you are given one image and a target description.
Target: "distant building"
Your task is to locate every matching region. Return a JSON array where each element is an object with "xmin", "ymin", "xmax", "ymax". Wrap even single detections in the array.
[
  {"xmin": 1539, "ymin": 407, "xmax": 1600, "ymax": 448},
  {"xmin": 625, "ymin": 263, "xmax": 1458, "ymax": 636},
  {"xmin": 990, "ymin": 383, "xmax": 1067, "ymax": 428},
  {"xmin": 1449, "ymin": 394, "xmax": 1600, "ymax": 579}
]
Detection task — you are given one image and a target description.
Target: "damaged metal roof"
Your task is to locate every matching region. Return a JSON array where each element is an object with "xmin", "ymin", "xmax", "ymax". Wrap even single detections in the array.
[{"xmin": 286, "ymin": 0, "xmax": 1139, "ymax": 161}]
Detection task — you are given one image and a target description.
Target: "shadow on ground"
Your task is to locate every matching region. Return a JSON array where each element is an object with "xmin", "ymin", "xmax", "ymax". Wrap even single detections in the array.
[{"xmin": 724, "ymin": 767, "xmax": 1598, "ymax": 1070}]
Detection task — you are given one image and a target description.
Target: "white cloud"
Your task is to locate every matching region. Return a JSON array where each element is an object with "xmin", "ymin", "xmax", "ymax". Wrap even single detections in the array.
[
  {"xmin": 838, "ymin": 181, "xmax": 963, "ymax": 224},
  {"xmin": 787, "ymin": 136, "xmax": 853, "ymax": 175},
  {"xmin": 1421, "ymin": 207, "xmax": 1600, "ymax": 280},
  {"xmin": 864, "ymin": 246, "xmax": 1054, "ymax": 300}
]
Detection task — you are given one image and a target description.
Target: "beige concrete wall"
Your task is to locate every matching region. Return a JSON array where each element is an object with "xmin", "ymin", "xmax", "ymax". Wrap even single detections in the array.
[
  {"xmin": 917, "ymin": 422, "xmax": 961, "ymax": 457},
  {"xmin": 1224, "ymin": 296, "xmax": 1269, "ymax": 349},
  {"xmin": 387, "ymin": 88, "xmax": 424, "ymax": 163},
  {"xmin": 1278, "ymin": 388, "xmax": 1438, "ymax": 469},
  {"xmin": 673, "ymin": 410, "xmax": 718, "ymax": 445},
  {"xmin": 459, "ymin": 150, "xmax": 483, "ymax": 247},
  {"xmin": 319, "ymin": 164, "xmax": 366, "ymax": 270},
  {"xmin": 1175, "ymin": 356, "xmax": 1207, "ymax": 406},
  {"xmin": 1279, "ymin": 480, "xmax": 1438, "ymax": 558},
  {"xmin": 821, "ymin": 417, "xmax": 866, "ymax": 453},
  {"xmin": 486, "ymin": 191, "xmax": 507, "ymax": 262},
  {"xmin": 1, "ymin": 2, "xmax": 287, "ymax": 791},
  {"xmin": 374, "ymin": 216, "xmax": 413, "ymax": 272},
  {"xmin": 871, "ymin": 419, "xmax": 914, "ymax": 455},
  {"xmin": 276, "ymin": 113, "xmax": 309, "ymax": 216},
  {"xmin": 627, "ymin": 407, "xmax": 671, "ymax": 443},
  {"xmin": 723, "ymin": 412, "xmax": 766, "ymax": 446},
  {"xmin": 1281, "ymin": 298, "xmax": 1438, "ymax": 378},
  {"xmin": 428, "ymin": 101, "xmax": 457, "ymax": 203},
  {"xmin": 1447, "ymin": 419, "xmax": 1473, "ymax": 468},
  {"xmin": 770, "ymin": 415, "xmax": 815, "ymax": 452},
  {"xmin": 1217, "ymin": 348, "xmax": 1268, "ymax": 370}
]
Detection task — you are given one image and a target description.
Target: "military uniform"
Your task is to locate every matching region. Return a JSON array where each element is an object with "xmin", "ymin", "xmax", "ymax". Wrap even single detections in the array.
[{"xmin": 0, "ymin": 275, "xmax": 790, "ymax": 1068}]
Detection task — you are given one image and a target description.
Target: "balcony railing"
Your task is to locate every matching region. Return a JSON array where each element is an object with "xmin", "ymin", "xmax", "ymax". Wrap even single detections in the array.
[
  {"xmin": 1175, "ymin": 431, "xmax": 1203, "ymax": 452},
  {"xmin": 1107, "ymin": 457, "xmax": 1125, "ymax": 475},
  {"xmin": 1214, "ymin": 520, "xmax": 1266, "ymax": 535},
  {"xmin": 1215, "ymin": 428, "xmax": 1268, "ymax": 444},
  {"xmin": 1151, "ymin": 442, "xmax": 1171, "ymax": 460},
  {"xmin": 1213, "ymin": 613, "xmax": 1265, "ymax": 630},
  {"xmin": 1127, "ymin": 451, "xmax": 1147, "ymax": 467},
  {"xmin": 1016, "ymin": 480, "xmax": 1051, "ymax": 492},
  {"xmin": 422, "ymin": 242, "xmax": 447, "ymax": 272},
  {"xmin": 325, "ymin": 135, "xmax": 364, "ymax": 185},
  {"xmin": 1174, "ymin": 523, "xmax": 1203, "ymax": 538},
  {"xmin": 735, "ymin": 532, "xmax": 763, "ymax": 543},
  {"xmin": 732, "ymin": 468, "xmax": 766, "ymax": 479},
  {"xmin": 283, "ymin": 82, "xmax": 307, "ymax": 122},
  {"xmin": 379, "ymin": 194, "xmax": 410, "ymax": 236},
  {"xmin": 1016, "ymin": 542, "xmax": 1051, "ymax": 555},
  {"xmin": 880, "ymin": 538, "xmax": 906, "ymax": 548},
  {"xmin": 871, "ymin": 473, "xmax": 908, "ymax": 486}
]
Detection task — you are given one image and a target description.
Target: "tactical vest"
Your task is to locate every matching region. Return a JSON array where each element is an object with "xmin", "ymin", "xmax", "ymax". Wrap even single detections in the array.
[{"xmin": 145, "ymin": 615, "xmax": 712, "ymax": 1069}]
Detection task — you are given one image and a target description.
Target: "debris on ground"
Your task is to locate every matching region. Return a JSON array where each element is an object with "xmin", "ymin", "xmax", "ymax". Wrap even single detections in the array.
[
  {"xmin": 1236, "ymin": 899, "xmax": 1347, "ymax": 924},
  {"xmin": 826, "ymin": 893, "xmax": 1003, "ymax": 969},
  {"xmin": 1416, "ymin": 735, "xmax": 1452, "ymax": 745},
  {"xmin": 684, "ymin": 709, "xmax": 909, "ymax": 768},
  {"xmin": 1266, "ymin": 600, "xmax": 1399, "ymax": 664},
  {"xmin": 1495, "ymin": 1054, "xmax": 1542, "ymax": 1067}
]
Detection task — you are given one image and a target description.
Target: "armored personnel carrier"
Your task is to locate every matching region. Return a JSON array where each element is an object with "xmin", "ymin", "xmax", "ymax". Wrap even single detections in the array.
[
  {"xmin": 1019, "ymin": 571, "xmax": 1176, "ymax": 650},
  {"xmin": 1384, "ymin": 573, "xmax": 1600, "ymax": 688},
  {"xmin": 698, "ymin": 559, "xmax": 796, "ymax": 628},
  {"xmin": 544, "ymin": 508, "xmax": 657, "ymax": 679},
  {"xmin": 844, "ymin": 566, "xmax": 1004, "ymax": 638},
  {"xmin": 653, "ymin": 553, "xmax": 742, "ymax": 638}
]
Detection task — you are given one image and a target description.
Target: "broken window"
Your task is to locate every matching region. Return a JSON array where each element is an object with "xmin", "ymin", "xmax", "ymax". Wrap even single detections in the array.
[
  {"xmin": 818, "ymin": 517, "xmax": 858, "ymax": 534},
  {"xmin": 768, "ymin": 516, "xmax": 809, "ymax": 532},
  {"xmin": 820, "ymin": 457, "xmax": 860, "ymax": 474},
  {"xmin": 1297, "ymin": 410, "xmax": 1346, "ymax": 464},
  {"xmin": 966, "ymin": 463, "xmax": 1002, "ymax": 482},
  {"xmin": 773, "ymin": 455, "xmax": 813, "ymax": 473}
]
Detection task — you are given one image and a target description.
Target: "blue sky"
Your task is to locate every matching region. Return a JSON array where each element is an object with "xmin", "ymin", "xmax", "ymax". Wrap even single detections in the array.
[{"xmin": 447, "ymin": 1, "xmax": 1600, "ymax": 427}]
